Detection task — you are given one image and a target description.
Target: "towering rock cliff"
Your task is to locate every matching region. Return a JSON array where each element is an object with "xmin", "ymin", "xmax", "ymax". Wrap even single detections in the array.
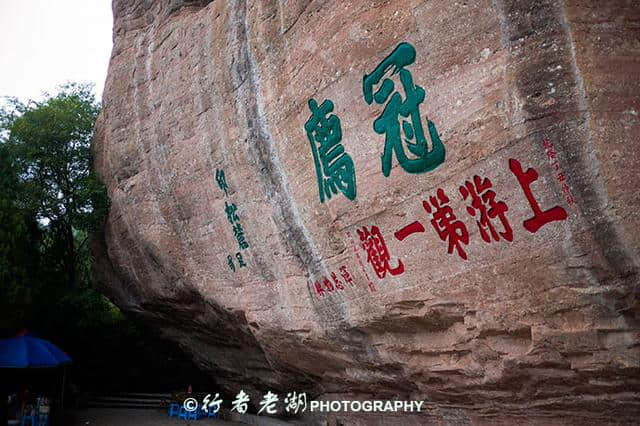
[{"xmin": 93, "ymin": 0, "xmax": 640, "ymax": 423}]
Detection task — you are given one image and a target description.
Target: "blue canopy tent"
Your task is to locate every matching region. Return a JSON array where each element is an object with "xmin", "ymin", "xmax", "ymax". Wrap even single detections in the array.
[
  {"xmin": 0, "ymin": 331, "xmax": 72, "ymax": 423},
  {"xmin": 0, "ymin": 334, "xmax": 72, "ymax": 368}
]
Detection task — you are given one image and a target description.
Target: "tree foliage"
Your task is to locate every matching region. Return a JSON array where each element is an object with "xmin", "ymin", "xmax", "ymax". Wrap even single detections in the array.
[
  {"xmin": 0, "ymin": 142, "xmax": 42, "ymax": 326},
  {"xmin": 2, "ymin": 84, "xmax": 109, "ymax": 289},
  {"xmin": 0, "ymin": 83, "xmax": 111, "ymax": 334}
]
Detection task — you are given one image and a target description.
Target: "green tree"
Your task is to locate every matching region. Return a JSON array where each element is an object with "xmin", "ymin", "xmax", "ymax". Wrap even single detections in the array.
[
  {"xmin": 0, "ymin": 83, "xmax": 111, "ymax": 336},
  {"xmin": 2, "ymin": 83, "xmax": 109, "ymax": 289},
  {"xmin": 0, "ymin": 141, "xmax": 42, "ymax": 328}
]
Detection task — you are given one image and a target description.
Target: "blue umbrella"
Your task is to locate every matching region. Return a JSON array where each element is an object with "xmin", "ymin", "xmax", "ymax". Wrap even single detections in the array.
[
  {"xmin": 0, "ymin": 331, "xmax": 72, "ymax": 418},
  {"xmin": 0, "ymin": 333, "xmax": 71, "ymax": 368}
]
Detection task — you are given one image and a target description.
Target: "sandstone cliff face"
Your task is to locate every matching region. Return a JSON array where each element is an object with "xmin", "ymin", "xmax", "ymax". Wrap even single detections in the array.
[{"xmin": 93, "ymin": 0, "xmax": 640, "ymax": 423}]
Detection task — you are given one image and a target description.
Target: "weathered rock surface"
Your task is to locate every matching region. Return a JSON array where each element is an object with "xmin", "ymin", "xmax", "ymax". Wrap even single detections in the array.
[{"xmin": 93, "ymin": 0, "xmax": 640, "ymax": 423}]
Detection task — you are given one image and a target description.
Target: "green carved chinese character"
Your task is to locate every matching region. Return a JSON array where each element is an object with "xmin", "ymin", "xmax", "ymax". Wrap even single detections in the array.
[
  {"xmin": 227, "ymin": 254, "xmax": 235, "ymax": 272},
  {"xmin": 235, "ymin": 252, "xmax": 247, "ymax": 268},
  {"xmin": 233, "ymin": 222, "xmax": 249, "ymax": 249},
  {"xmin": 363, "ymin": 42, "xmax": 445, "ymax": 177},
  {"xmin": 216, "ymin": 169, "xmax": 228, "ymax": 196},
  {"xmin": 304, "ymin": 98, "xmax": 356, "ymax": 203},
  {"xmin": 225, "ymin": 201, "xmax": 239, "ymax": 224}
]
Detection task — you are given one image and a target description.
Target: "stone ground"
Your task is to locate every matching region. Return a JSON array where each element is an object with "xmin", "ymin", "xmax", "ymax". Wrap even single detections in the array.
[{"xmin": 66, "ymin": 408, "xmax": 248, "ymax": 426}]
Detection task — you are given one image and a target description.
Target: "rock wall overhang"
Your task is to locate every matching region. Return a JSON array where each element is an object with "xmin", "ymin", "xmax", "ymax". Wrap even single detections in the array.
[{"xmin": 92, "ymin": 0, "xmax": 640, "ymax": 423}]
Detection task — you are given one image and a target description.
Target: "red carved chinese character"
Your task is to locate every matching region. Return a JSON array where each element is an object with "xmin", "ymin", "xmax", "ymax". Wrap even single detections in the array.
[
  {"xmin": 357, "ymin": 226, "xmax": 404, "ymax": 278},
  {"xmin": 459, "ymin": 175, "xmax": 513, "ymax": 243},
  {"xmin": 394, "ymin": 221, "xmax": 426, "ymax": 241},
  {"xmin": 509, "ymin": 159, "xmax": 567, "ymax": 233},
  {"xmin": 423, "ymin": 188, "xmax": 469, "ymax": 260},
  {"xmin": 339, "ymin": 266, "xmax": 354, "ymax": 286},
  {"xmin": 331, "ymin": 272, "xmax": 345, "ymax": 290},
  {"xmin": 546, "ymin": 148, "xmax": 557, "ymax": 160},
  {"xmin": 314, "ymin": 281, "xmax": 324, "ymax": 297},
  {"xmin": 323, "ymin": 277, "xmax": 334, "ymax": 292}
]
